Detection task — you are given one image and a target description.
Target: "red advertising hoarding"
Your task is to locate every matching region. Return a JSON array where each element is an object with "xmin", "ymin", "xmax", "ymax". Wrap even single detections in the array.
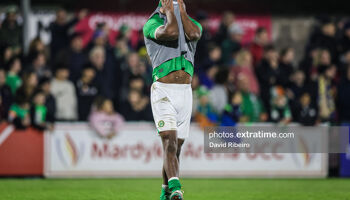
[{"xmin": 0, "ymin": 123, "xmax": 44, "ymax": 176}]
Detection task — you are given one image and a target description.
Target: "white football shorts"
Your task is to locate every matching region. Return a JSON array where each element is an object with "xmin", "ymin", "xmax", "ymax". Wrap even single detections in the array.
[{"xmin": 150, "ymin": 81, "xmax": 192, "ymax": 139}]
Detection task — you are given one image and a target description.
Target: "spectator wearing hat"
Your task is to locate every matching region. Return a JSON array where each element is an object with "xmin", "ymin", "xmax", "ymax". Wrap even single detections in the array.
[
  {"xmin": 249, "ymin": 27, "xmax": 270, "ymax": 67},
  {"xmin": 221, "ymin": 23, "xmax": 243, "ymax": 65},
  {"xmin": 194, "ymin": 86, "xmax": 219, "ymax": 129},
  {"xmin": 0, "ymin": 5, "xmax": 22, "ymax": 54},
  {"xmin": 50, "ymin": 66, "xmax": 77, "ymax": 121}
]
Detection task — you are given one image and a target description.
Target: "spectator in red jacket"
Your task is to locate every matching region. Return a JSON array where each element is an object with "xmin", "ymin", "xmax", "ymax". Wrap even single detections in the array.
[
  {"xmin": 249, "ymin": 27, "xmax": 270, "ymax": 67},
  {"xmin": 232, "ymin": 49, "xmax": 260, "ymax": 95}
]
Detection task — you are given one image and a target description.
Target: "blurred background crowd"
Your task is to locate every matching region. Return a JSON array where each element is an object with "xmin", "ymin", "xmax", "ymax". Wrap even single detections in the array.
[{"xmin": 1, "ymin": 4, "xmax": 350, "ymax": 135}]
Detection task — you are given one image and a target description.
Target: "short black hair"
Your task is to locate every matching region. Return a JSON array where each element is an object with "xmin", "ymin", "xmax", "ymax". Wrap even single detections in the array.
[
  {"xmin": 256, "ymin": 27, "xmax": 267, "ymax": 35},
  {"xmin": 214, "ymin": 68, "xmax": 229, "ymax": 85}
]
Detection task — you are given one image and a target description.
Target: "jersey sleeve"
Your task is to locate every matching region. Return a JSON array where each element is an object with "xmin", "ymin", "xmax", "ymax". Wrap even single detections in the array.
[
  {"xmin": 189, "ymin": 16, "xmax": 203, "ymax": 35},
  {"xmin": 143, "ymin": 14, "xmax": 164, "ymax": 40}
]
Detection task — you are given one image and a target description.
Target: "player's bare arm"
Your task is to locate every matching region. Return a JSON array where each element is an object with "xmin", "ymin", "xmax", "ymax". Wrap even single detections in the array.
[
  {"xmin": 156, "ymin": 0, "xmax": 179, "ymax": 41},
  {"xmin": 178, "ymin": 0, "xmax": 201, "ymax": 41}
]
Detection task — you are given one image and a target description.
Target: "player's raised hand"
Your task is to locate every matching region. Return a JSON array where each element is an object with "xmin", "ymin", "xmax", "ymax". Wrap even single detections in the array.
[{"xmin": 160, "ymin": 0, "xmax": 174, "ymax": 14}]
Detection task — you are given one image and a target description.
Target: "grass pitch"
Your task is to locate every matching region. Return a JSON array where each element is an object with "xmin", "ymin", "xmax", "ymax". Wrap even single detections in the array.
[{"xmin": 0, "ymin": 178, "xmax": 349, "ymax": 200}]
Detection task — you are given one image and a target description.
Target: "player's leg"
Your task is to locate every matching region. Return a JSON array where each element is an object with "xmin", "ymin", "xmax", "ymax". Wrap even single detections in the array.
[
  {"xmin": 168, "ymin": 85, "xmax": 192, "ymax": 200},
  {"xmin": 160, "ymin": 130, "xmax": 180, "ymax": 178},
  {"xmin": 177, "ymin": 139, "xmax": 185, "ymax": 161},
  {"xmin": 160, "ymin": 134, "xmax": 184, "ymax": 200},
  {"xmin": 160, "ymin": 130, "xmax": 183, "ymax": 200}
]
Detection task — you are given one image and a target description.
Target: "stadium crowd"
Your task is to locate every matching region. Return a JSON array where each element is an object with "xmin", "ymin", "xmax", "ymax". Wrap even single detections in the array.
[{"xmin": 1, "ymin": 6, "xmax": 350, "ymax": 136}]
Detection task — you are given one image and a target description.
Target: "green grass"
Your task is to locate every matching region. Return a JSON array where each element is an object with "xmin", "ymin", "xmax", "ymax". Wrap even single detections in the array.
[{"xmin": 0, "ymin": 178, "xmax": 349, "ymax": 200}]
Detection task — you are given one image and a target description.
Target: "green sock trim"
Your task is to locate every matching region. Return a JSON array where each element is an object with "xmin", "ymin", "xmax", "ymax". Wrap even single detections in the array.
[{"xmin": 168, "ymin": 179, "xmax": 181, "ymax": 192}]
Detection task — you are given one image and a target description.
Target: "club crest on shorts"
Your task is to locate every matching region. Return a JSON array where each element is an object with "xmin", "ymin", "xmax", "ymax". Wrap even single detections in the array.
[{"xmin": 158, "ymin": 120, "xmax": 165, "ymax": 128}]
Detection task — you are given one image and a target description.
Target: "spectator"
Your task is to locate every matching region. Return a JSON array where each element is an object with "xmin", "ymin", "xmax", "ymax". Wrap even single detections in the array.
[
  {"xmin": 256, "ymin": 45, "xmax": 283, "ymax": 109},
  {"xmin": 114, "ymin": 33, "xmax": 132, "ymax": 62},
  {"xmin": 303, "ymin": 48, "xmax": 332, "ymax": 81},
  {"xmin": 89, "ymin": 46, "xmax": 114, "ymax": 98},
  {"xmin": 5, "ymin": 56, "xmax": 22, "ymax": 94},
  {"xmin": 317, "ymin": 64, "xmax": 336, "ymax": 122},
  {"xmin": 338, "ymin": 66, "xmax": 350, "ymax": 123},
  {"xmin": 195, "ymin": 11, "xmax": 213, "ymax": 66},
  {"xmin": 221, "ymin": 92, "xmax": 242, "ymax": 126},
  {"xmin": 89, "ymin": 97, "xmax": 124, "ymax": 139},
  {"xmin": 249, "ymin": 27, "xmax": 269, "ymax": 67},
  {"xmin": 339, "ymin": 20, "xmax": 350, "ymax": 54},
  {"xmin": 191, "ymin": 74, "xmax": 201, "ymax": 117},
  {"xmin": 199, "ymin": 44, "xmax": 222, "ymax": 73},
  {"xmin": 127, "ymin": 75, "xmax": 148, "ymax": 98},
  {"xmin": 221, "ymin": 23, "xmax": 243, "ymax": 65},
  {"xmin": 120, "ymin": 89, "xmax": 153, "ymax": 121},
  {"xmin": 39, "ymin": 78, "xmax": 56, "ymax": 126},
  {"xmin": 237, "ymin": 75, "xmax": 267, "ymax": 123},
  {"xmin": 214, "ymin": 11, "xmax": 235, "ymax": 45},
  {"xmin": 194, "ymin": 86, "xmax": 218, "ymax": 128},
  {"xmin": 1, "ymin": 47, "xmax": 14, "ymax": 66},
  {"xmin": 30, "ymin": 90, "xmax": 48, "ymax": 130},
  {"xmin": 76, "ymin": 66, "xmax": 98, "ymax": 121},
  {"xmin": 55, "ymin": 32, "xmax": 87, "ymax": 82},
  {"xmin": 209, "ymin": 68, "xmax": 229, "ymax": 114},
  {"xmin": 270, "ymin": 86, "xmax": 292, "ymax": 124},
  {"xmin": 16, "ymin": 71, "xmax": 38, "ymax": 100},
  {"xmin": 26, "ymin": 51, "xmax": 51, "ymax": 81},
  {"xmin": 49, "ymin": 9, "xmax": 87, "ymax": 59},
  {"xmin": 279, "ymin": 47, "xmax": 296, "ymax": 87},
  {"xmin": 232, "ymin": 49, "xmax": 259, "ymax": 95},
  {"xmin": 198, "ymin": 65, "xmax": 219, "ymax": 90},
  {"xmin": 296, "ymin": 93, "xmax": 318, "ymax": 126},
  {"xmin": 26, "ymin": 37, "xmax": 47, "ymax": 64},
  {"xmin": 0, "ymin": 6, "xmax": 22, "ymax": 54},
  {"xmin": 8, "ymin": 93, "xmax": 30, "ymax": 129},
  {"xmin": 339, "ymin": 50, "xmax": 350, "ymax": 75},
  {"xmin": 307, "ymin": 19, "xmax": 338, "ymax": 63},
  {"xmin": 119, "ymin": 52, "xmax": 149, "ymax": 101},
  {"xmin": 51, "ymin": 66, "xmax": 77, "ymax": 121},
  {"xmin": 0, "ymin": 69, "xmax": 12, "ymax": 120}
]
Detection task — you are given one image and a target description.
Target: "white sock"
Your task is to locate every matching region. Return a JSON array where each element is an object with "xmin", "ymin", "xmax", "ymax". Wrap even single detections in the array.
[{"xmin": 168, "ymin": 177, "xmax": 179, "ymax": 182}]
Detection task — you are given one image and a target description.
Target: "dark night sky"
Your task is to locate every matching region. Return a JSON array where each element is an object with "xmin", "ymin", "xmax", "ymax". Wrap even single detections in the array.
[{"xmin": 1, "ymin": 0, "xmax": 349, "ymax": 15}]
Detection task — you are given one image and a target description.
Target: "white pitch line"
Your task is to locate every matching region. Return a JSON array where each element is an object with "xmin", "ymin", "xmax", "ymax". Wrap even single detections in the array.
[{"xmin": 0, "ymin": 125, "xmax": 15, "ymax": 146}]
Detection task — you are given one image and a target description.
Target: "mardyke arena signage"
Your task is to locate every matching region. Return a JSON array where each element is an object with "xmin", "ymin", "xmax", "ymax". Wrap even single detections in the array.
[{"xmin": 44, "ymin": 123, "xmax": 327, "ymax": 178}]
